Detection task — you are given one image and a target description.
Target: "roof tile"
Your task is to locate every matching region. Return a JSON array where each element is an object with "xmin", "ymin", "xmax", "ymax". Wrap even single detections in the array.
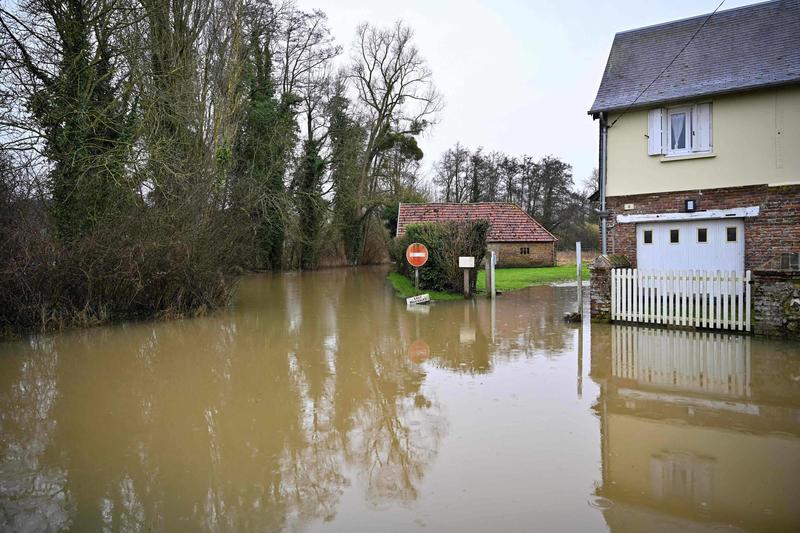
[
  {"xmin": 589, "ymin": 0, "xmax": 800, "ymax": 114},
  {"xmin": 397, "ymin": 203, "xmax": 556, "ymax": 243}
]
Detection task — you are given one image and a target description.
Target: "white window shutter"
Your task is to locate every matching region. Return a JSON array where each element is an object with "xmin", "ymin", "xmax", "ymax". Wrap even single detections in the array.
[
  {"xmin": 647, "ymin": 108, "xmax": 664, "ymax": 155},
  {"xmin": 693, "ymin": 103, "xmax": 712, "ymax": 152}
]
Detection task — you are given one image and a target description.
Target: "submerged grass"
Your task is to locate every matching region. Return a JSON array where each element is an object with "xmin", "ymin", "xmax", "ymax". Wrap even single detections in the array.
[
  {"xmin": 388, "ymin": 264, "xmax": 590, "ymax": 300},
  {"xmin": 476, "ymin": 265, "xmax": 590, "ymax": 292},
  {"xmin": 387, "ymin": 272, "xmax": 465, "ymax": 301}
]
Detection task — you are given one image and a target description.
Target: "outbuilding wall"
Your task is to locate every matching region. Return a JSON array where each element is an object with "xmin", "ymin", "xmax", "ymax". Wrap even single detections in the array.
[{"xmin": 488, "ymin": 242, "xmax": 555, "ymax": 267}]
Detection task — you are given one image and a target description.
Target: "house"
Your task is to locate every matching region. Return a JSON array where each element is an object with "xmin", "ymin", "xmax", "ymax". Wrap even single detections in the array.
[
  {"xmin": 396, "ymin": 202, "xmax": 557, "ymax": 267},
  {"xmin": 589, "ymin": 0, "xmax": 800, "ymax": 275}
]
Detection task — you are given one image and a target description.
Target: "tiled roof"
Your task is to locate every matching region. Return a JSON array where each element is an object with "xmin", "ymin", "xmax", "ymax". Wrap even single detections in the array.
[
  {"xmin": 589, "ymin": 0, "xmax": 800, "ymax": 114},
  {"xmin": 396, "ymin": 203, "xmax": 556, "ymax": 243}
]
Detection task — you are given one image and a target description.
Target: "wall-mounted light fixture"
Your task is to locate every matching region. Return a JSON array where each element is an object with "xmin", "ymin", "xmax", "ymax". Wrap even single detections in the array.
[{"xmin": 685, "ymin": 199, "xmax": 697, "ymax": 212}]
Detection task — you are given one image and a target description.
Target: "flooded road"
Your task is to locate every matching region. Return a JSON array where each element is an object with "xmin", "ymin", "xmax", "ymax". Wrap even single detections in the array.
[{"xmin": 1, "ymin": 267, "xmax": 799, "ymax": 532}]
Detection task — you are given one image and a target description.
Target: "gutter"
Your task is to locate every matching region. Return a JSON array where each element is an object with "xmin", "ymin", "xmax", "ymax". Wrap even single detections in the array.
[{"xmin": 598, "ymin": 112, "xmax": 609, "ymax": 255}]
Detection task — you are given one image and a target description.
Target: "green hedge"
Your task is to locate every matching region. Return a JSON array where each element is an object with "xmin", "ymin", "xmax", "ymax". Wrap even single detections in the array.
[{"xmin": 390, "ymin": 220, "xmax": 489, "ymax": 293}]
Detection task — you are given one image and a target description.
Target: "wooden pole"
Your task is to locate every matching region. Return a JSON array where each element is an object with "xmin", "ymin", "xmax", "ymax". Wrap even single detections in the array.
[{"xmin": 463, "ymin": 268, "xmax": 470, "ymax": 298}]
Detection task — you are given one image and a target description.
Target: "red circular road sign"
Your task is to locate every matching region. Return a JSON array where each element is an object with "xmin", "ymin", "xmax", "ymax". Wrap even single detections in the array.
[{"xmin": 405, "ymin": 242, "xmax": 429, "ymax": 268}]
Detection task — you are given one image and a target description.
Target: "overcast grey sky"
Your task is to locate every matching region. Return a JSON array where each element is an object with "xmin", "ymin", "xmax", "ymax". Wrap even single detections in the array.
[{"xmin": 295, "ymin": 0, "xmax": 754, "ymax": 189}]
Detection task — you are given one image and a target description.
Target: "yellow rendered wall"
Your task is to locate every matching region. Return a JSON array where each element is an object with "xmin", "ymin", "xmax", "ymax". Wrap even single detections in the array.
[{"xmin": 606, "ymin": 85, "xmax": 800, "ymax": 196}]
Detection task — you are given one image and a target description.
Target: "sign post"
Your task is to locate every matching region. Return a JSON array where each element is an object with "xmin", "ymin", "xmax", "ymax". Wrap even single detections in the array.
[
  {"xmin": 459, "ymin": 256, "xmax": 475, "ymax": 298},
  {"xmin": 405, "ymin": 243, "xmax": 429, "ymax": 292}
]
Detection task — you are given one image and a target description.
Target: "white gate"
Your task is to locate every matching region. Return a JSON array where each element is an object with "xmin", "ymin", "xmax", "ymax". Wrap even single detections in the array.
[{"xmin": 611, "ymin": 269, "xmax": 751, "ymax": 332}]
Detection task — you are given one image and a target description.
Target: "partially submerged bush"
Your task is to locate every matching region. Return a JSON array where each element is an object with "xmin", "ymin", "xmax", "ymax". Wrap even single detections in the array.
[
  {"xmin": 0, "ymin": 202, "xmax": 248, "ymax": 335},
  {"xmin": 391, "ymin": 220, "xmax": 489, "ymax": 293}
]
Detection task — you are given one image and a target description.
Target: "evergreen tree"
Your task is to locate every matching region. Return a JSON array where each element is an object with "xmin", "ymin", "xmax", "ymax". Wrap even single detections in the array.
[{"xmin": 233, "ymin": 24, "xmax": 298, "ymax": 270}]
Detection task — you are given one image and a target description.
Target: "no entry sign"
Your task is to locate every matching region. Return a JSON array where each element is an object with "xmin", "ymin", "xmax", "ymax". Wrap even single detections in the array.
[{"xmin": 405, "ymin": 243, "xmax": 429, "ymax": 268}]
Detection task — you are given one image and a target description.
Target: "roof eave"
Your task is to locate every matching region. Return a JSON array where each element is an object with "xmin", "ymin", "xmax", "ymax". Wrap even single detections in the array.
[{"xmin": 588, "ymin": 78, "xmax": 800, "ymax": 116}]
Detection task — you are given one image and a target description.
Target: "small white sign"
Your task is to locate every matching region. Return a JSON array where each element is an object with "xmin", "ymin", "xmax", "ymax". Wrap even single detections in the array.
[
  {"xmin": 459, "ymin": 256, "xmax": 475, "ymax": 268},
  {"xmin": 406, "ymin": 294, "xmax": 431, "ymax": 305}
]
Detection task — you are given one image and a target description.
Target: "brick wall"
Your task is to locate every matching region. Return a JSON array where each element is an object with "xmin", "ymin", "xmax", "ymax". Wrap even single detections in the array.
[
  {"xmin": 606, "ymin": 184, "xmax": 800, "ymax": 270},
  {"xmin": 590, "ymin": 266, "xmax": 612, "ymax": 321},
  {"xmin": 589, "ymin": 255, "xmax": 631, "ymax": 321},
  {"xmin": 488, "ymin": 242, "xmax": 555, "ymax": 267},
  {"xmin": 752, "ymin": 270, "xmax": 800, "ymax": 338}
]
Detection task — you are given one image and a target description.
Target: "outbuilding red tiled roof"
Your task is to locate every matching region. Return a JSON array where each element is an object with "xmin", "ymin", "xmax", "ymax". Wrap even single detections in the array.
[{"xmin": 396, "ymin": 202, "xmax": 557, "ymax": 243}]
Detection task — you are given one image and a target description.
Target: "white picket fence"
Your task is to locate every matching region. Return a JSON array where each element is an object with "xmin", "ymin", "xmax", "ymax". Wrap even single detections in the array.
[{"xmin": 611, "ymin": 269, "xmax": 751, "ymax": 332}]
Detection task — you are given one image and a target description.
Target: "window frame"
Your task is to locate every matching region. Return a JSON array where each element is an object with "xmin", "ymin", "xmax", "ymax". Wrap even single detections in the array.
[
  {"xmin": 649, "ymin": 103, "xmax": 712, "ymax": 157},
  {"xmin": 669, "ymin": 228, "xmax": 680, "ymax": 244},
  {"xmin": 725, "ymin": 226, "xmax": 738, "ymax": 243},
  {"xmin": 520, "ymin": 246, "xmax": 530, "ymax": 255},
  {"xmin": 642, "ymin": 229, "xmax": 653, "ymax": 245},
  {"xmin": 696, "ymin": 227, "xmax": 708, "ymax": 244},
  {"xmin": 667, "ymin": 106, "xmax": 692, "ymax": 156}
]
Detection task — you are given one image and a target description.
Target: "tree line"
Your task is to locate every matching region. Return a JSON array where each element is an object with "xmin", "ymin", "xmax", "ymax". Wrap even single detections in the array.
[
  {"xmin": 432, "ymin": 144, "xmax": 598, "ymax": 249},
  {"xmin": 0, "ymin": 0, "xmax": 438, "ymax": 331}
]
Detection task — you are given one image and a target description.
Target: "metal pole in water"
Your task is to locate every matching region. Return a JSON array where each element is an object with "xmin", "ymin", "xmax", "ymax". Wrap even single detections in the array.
[
  {"xmin": 415, "ymin": 268, "xmax": 419, "ymax": 291},
  {"xmin": 490, "ymin": 251, "xmax": 496, "ymax": 299},
  {"xmin": 576, "ymin": 241, "xmax": 582, "ymax": 315}
]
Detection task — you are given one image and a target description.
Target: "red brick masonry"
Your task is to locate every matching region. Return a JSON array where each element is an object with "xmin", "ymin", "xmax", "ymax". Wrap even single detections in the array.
[{"xmin": 606, "ymin": 184, "xmax": 800, "ymax": 270}]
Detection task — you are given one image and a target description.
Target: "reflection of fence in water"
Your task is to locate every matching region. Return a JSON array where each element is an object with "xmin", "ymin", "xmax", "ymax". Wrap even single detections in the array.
[{"xmin": 611, "ymin": 325, "xmax": 751, "ymax": 397}]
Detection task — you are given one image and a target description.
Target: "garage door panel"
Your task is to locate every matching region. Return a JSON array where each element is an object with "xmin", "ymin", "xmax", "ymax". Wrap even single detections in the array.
[{"xmin": 636, "ymin": 219, "xmax": 744, "ymax": 274}]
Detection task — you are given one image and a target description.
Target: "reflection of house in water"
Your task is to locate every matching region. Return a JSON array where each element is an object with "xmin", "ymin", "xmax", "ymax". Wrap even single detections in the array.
[{"xmin": 591, "ymin": 325, "xmax": 800, "ymax": 532}]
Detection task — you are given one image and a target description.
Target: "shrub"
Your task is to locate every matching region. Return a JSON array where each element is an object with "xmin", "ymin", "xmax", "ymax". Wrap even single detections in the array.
[
  {"xmin": 0, "ymin": 201, "xmax": 248, "ymax": 336},
  {"xmin": 391, "ymin": 220, "xmax": 489, "ymax": 293}
]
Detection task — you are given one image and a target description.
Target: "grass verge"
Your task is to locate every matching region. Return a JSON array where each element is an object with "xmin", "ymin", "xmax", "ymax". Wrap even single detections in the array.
[
  {"xmin": 476, "ymin": 265, "xmax": 590, "ymax": 292},
  {"xmin": 387, "ymin": 272, "xmax": 465, "ymax": 301}
]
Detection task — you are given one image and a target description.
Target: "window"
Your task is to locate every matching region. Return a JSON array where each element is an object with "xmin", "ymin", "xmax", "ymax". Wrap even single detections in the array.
[
  {"xmin": 697, "ymin": 228, "xmax": 708, "ymax": 243},
  {"xmin": 643, "ymin": 230, "xmax": 653, "ymax": 244},
  {"xmin": 726, "ymin": 227, "xmax": 738, "ymax": 242},
  {"xmin": 520, "ymin": 247, "xmax": 530, "ymax": 255},
  {"xmin": 670, "ymin": 229, "xmax": 680, "ymax": 244},
  {"xmin": 668, "ymin": 107, "xmax": 690, "ymax": 154},
  {"xmin": 648, "ymin": 103, "xmax": 712, "ymax": 156}
]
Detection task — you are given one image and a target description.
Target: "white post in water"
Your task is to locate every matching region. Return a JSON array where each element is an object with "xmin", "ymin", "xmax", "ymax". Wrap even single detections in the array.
[
  {"xmin": 485, "ymin": 251, "xmax": 497, "ymax": 299},
  {"xmin": 576, "ymin": 241, "xmax": 582, "ymax": 315},
  {"xmin": 490, "ymin": 251, "xmax": 496, "ymax": 299},
  {"xmin": 459, "ymin": 256, "xmax": 475, "ymax": 298}
]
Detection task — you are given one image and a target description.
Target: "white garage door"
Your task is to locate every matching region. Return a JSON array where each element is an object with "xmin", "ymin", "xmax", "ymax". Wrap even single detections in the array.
[{"xmin": 636, "ymin": 219, "xmax": 744, "ymax": 274}]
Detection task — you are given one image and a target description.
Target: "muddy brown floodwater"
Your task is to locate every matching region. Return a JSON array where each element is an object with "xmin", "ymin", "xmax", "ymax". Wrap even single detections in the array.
[{"xmin": 1, "ymin": 267, "xmax": 799, "ymax": 532}]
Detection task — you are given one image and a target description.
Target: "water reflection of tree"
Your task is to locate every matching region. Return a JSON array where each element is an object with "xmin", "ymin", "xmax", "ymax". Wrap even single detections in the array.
[
  {"xmin": 0, "ymin": 267, "xmax": 447, "ymax": 530},
  {"xmin": 329, "ymin": 269, "xmax": 445, "ymax": 506},
  {"xmin": 0, "ymin": 337, "xmax": 70, "ymax": 532}
]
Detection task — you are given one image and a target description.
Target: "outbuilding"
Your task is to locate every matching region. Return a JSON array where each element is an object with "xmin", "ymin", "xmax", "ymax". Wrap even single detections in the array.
[{"xmin": 396, "ymin": 202, "xmax": 557, "ymax": 267}]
